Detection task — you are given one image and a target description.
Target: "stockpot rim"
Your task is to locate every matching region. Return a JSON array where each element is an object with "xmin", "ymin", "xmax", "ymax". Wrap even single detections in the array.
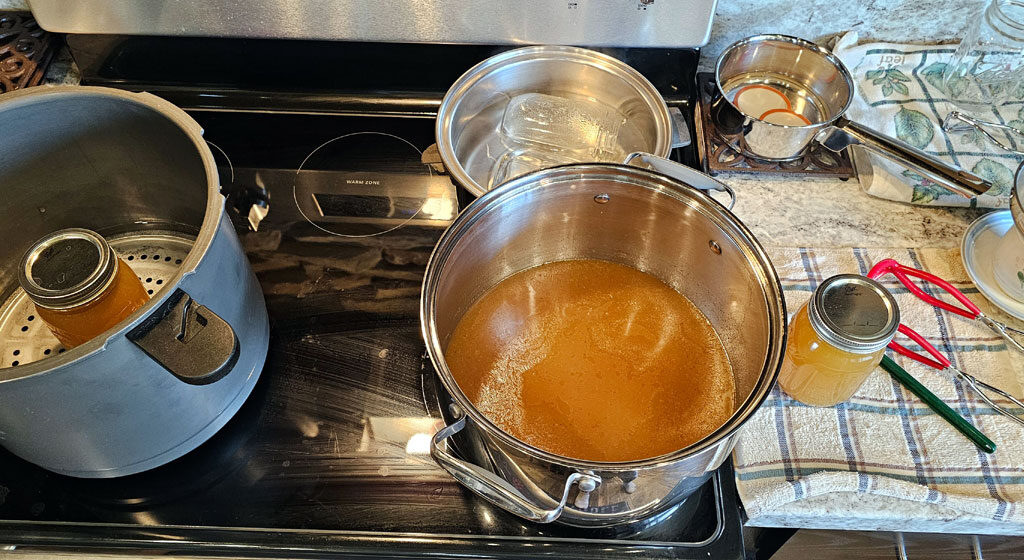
[
  {"xmin": 435, "ymin": 45, "xmax": 674, "ymax": 198},
  {"xmin": 714, "ymin": 33, "xmax": 856, "ymax": 131},
  {"xmin": 420, "ymin": 162, "xmax": 787, "ymax": 472},
  {"xmin": 0, "ymin": 86, "xmax": 223, "ymax": 382}
]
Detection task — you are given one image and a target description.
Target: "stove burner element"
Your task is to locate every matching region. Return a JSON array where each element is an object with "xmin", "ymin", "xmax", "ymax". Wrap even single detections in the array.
[{"xmin": 294, "ymin": 132, "xmax": 457, "ymax": 237}]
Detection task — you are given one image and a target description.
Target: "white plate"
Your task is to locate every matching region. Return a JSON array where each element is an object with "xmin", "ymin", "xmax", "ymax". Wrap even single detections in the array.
[{"xmin": 961, "ymin": 210, "xmax": 1024, "ymax": 321}]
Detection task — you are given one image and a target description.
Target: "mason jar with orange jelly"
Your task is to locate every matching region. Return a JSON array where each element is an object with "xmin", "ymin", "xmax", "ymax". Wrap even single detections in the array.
[
  {"xmin": 19, "ymin": 228, "xmax": 150, "ymax": 349},
  {"xmin": 778, "ymin": 274, "xmax": 900, "ymax": 407}
]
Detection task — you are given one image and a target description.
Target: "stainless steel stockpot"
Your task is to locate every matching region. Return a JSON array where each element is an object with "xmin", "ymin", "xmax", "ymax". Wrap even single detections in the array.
[
  {"xmin": 0, "ymin": 86, "xmax": 269, "ymax": 478},
  {"xmin": 436, "ymin": 45, "xmax": 678, "ymax": 197},
  {"xmin": 421, "ymin": 163, "xmax": 786, "ymax": 527},
  {"xmin": 711, "ymin": 34, "xmax": 994, "ymax": 198}
]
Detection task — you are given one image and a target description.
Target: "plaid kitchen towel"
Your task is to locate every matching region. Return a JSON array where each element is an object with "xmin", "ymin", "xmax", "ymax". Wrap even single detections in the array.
[
  {"xmin": 833, "ymin": 32, "xmax": 1019, "ymax": 208},
  {"xmin": 734, "ymin": 246, "xmax": 1024, "ymax": 527}
]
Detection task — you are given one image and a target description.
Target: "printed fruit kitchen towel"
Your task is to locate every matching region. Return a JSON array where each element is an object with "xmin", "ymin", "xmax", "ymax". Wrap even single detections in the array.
[
  {"xmin": 833, "ymin": 33, "xmax": 1018, "ymax": 208},
  {"xmin": 733, "ymin": 246, "xmax": 1024, "ymax": 534}
]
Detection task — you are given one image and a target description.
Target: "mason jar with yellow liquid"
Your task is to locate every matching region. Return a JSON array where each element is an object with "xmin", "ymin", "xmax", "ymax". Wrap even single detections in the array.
[
  {"xmin": 19, "ymin": 228, "xmax": 150, "ymax": 349},
  {"xmin": 778, "ymin": 274, "xmax": 900, "ymax": 407}
]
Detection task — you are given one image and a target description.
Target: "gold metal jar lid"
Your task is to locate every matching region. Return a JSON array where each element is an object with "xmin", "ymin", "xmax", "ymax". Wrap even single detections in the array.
[
  {"xmin": 808, "ymin": 274, "xmax": 900, "ymax": 353},
  {"xmin": 19, "ymin": 228, "xmax": 118, "ymax": 310}
]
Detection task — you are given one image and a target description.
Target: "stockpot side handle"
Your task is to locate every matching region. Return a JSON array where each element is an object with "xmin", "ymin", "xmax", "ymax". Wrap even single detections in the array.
[
  {"xmin": 668, "ymin": 106, "xmax": 693, "ymax": 149},
  {"xmin": 431, "ymin": 416, "xmax": 600, "ymax": 524},
  {"xmin": 624, "ymin": 152, "xmax": 737, "ymax": 210},
  {"xmin": 816, "ymin": 118, "xmax": 994, "ymax": 199},
  {"xmin": 127, "ymin": 288, "xmax": 240, "ymax": 385}
]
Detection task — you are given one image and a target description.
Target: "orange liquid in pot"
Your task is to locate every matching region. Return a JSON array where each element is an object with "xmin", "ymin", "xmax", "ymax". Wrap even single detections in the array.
[
  {"xmin": 444, "ymin": 259, "xmax": 736, "ymax": 462},
  {"xmin": 36, "ymin": 258, "xmax": 150, "ymax": 349}
]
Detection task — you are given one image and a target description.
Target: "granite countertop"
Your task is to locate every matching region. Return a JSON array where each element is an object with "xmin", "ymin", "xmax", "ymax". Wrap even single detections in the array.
[{"xmin": 726, "ymin": 172, "xmax": 988, "ymax": 249}]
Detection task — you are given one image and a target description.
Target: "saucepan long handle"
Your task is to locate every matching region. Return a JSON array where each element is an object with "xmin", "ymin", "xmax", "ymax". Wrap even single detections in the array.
[
  {"xmin": 816, "ymin": 117, "xmax": 993, "ymax": 198},
  {"xmin": 431, "ymin": 416, "xmax": 600, "ymax": 523}
]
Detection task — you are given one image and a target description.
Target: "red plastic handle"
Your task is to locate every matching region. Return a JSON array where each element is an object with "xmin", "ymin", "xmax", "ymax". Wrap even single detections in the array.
[
  {"xmin": 868, "ymin": 259, "xmax": 980, "ymax": 320},
  {"xmin": 889, "ymin": 324, "xmax": 951, "ymax": 371}
]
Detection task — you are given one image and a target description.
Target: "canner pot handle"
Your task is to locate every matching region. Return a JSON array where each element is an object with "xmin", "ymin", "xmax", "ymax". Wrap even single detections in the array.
[
  {"xmin": 624, "ymin": 152, "xmax": 737, "ymax": 210},
  {"xmin": 431, "ymin": 416, "xmax": 601, "ymax": 524},
  {"xmin": 127, "ymin": 288, "xmax": 240, "ymax": 385}
]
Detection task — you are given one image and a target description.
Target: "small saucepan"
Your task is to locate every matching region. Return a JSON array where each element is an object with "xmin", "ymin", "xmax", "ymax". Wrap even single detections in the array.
[{"xmin": 710, "ymin": 34, "xmax": 994, "ymax": 199}]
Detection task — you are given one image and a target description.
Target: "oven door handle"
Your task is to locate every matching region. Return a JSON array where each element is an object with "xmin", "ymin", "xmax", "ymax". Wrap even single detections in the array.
[{"xmin": 431, "ymin": 416, "xmax": 600, "ymax": 524}]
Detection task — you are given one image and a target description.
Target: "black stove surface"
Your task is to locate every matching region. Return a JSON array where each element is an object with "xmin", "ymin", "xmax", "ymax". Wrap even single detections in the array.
[{"xmin": 0, "ymin": 39, "xmax": 744, "ymax": 559}]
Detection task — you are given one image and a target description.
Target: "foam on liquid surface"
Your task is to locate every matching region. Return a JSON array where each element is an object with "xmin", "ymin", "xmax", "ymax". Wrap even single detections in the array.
[{"xmin": 445, "ymin": 259, "xmax": 736, "ymax": 462}]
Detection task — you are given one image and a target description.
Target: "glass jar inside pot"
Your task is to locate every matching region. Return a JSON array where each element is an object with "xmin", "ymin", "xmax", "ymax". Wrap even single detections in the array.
[
  {"xmin": 19, "ymin": 228, "xmax": 149, "ymax": 349},
  {"xmin": 778, "ymin": 274, "xmax": 900, "ymax": 407},
  {"xmin": 943, "ymin": 0, "xmax": 1024, "ymax": 112}
]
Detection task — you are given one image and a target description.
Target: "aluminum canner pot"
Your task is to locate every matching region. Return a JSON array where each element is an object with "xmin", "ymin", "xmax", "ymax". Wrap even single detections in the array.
[
  {"xmin": 436, "ymin": 45, "xmax": 684, "ymax": 197},
  {"xmin": 0, "ymin": 86, "xmax": 269, "ymax": 478},
  {"xmin": 421, "ymin": 163, "xmax": 786, "ymax": 527}
]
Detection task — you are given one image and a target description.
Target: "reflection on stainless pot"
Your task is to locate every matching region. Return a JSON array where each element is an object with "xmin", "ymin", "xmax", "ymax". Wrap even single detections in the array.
[
  {"xmin": 0, "ymin": 86, "xmax": 269, "ymax": 478},
  {"xmin": 436, "ymin": 45, "xmax": 675, "ymax": 197},
  {"xmin": 421, "ymin": 163, "xmax": 786, "ymax": 527}
]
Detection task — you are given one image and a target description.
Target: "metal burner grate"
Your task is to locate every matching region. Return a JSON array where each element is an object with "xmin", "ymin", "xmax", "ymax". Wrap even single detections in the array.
[
  {"xmin": 695, "ymin": 72, "xmax": 855, "ymax": 179},
  {"xmin": 0, "ymin": 11, "xmax": 59, "ymax": 93},
  {"xmin": 0, "ymin": 232, "xmax": 194, "ymax": 369}
]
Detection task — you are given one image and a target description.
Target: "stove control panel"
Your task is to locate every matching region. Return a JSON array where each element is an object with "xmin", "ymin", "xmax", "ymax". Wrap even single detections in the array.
[{"xmin": 31, "ymin": 0, "xmax": 718, "ymax": 48}]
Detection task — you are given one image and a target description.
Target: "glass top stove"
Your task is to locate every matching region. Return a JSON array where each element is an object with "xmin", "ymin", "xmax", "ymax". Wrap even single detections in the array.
[{"xmin": 0, "ymin": 38, "xmax": 745, "ymax": 559}]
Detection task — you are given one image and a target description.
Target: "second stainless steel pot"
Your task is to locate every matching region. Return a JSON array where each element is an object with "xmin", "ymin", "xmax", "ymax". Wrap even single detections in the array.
[
  {"xmin": 711, "ymin": 34, "xmax": 994, "ymax": 199},
  {"xmin": 436, "ymin": 45, "xmax": 677, "ymax": 197},
  {"xmin": 421, "ymin": 163, "xmax": 786, "ymax": 527}
]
